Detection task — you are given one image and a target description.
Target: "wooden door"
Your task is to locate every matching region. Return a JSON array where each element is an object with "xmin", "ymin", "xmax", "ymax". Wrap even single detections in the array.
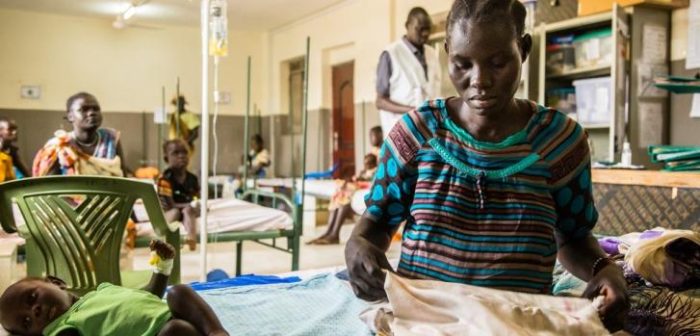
[{"xmin": 332, "ymin": 62, "xmax": 355, "ymax": 179}]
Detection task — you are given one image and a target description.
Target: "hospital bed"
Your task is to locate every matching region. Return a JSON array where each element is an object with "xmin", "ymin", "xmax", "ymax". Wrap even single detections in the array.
[{"xmin": 133, "ymin": 188, "xmax": 301, "ymax": 275}]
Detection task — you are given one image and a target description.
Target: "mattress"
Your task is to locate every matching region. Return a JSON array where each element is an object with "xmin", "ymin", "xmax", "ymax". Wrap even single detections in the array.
[
  {"xmin": 134, "ymin": 198, "xmax": 293, "ymax": 237},
  {"xmin": 255, "ymin": 178, "xmax": 338, "ymax": 199}
]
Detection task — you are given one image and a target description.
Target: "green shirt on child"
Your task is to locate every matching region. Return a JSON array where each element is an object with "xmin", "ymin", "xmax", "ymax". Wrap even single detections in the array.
[{"xmin": 43, "ymin": 283, "xmax": 171, "ymax": 336}]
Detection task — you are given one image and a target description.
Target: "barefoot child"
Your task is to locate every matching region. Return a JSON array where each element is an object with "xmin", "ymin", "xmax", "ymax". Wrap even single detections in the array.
[
  {"xmin": 157, "ymin": 139, "xmax": 200, "ymax": 250},
  {"xmin": 0, "ymin": 240, "xmax": 228, "ymax": 336}
]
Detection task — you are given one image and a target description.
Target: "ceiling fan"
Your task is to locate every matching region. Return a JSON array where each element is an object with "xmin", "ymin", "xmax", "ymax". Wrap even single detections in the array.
[{"xmin": 112, "ymin": 0, "xmax": 161, "ymax": 30}]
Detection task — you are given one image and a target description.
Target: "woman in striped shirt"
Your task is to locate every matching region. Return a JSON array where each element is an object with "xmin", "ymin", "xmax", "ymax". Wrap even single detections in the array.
[{"xmin": 345, "ymin": 0, "xmax": 628, "ymax": 331}]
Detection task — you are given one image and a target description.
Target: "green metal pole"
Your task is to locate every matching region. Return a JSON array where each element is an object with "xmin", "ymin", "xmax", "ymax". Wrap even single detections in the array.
[
  {"xmin": 176, "ymin": 77, "xmax": 181, "ymax": 139},
  {"xmin": 300, "ymin": 36, "xmax": 310, "ymax": 211},
  {"xmin": 362, "ymin": 101, "xmax": 366, "ymax": 155},
  {"xmin": 290, "ymin": 69, "xmax": 296, "ymax": 191},
  {"xmin": 159, "ymin": 86, "xmax": 165, "ymax": 172},
  {"xmin": 291, "ymin": 37, "xmax": 310, "ymax": 270},
  {"xmin": 254, "ymin": 104, "xmax": 261, "ymax": 138},
  {"xmin": 242, "ymin": 56, "xmax": 251, "ymax": 191},
  {"xmin": 142, "ymin": 110, "xmax": 147, "ymax": 165}
]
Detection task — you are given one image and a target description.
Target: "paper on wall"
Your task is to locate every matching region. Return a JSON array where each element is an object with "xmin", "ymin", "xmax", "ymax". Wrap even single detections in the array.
[
  {"xmin": 154, "ymin": 106, "xmax": 167, "ymax": 124},
  {"xmin": 642, "ymin": 24, "xmax": 668, "ymax": 63},
  {"xmin": 639, "ymin": 102, "xmax": 663, "ymax": 148},
  {"xmin": 688, "ymin": 0, "xmax": 700, "ymax": 69},
  {"xmin": 691, "ymin": 94, "xmax": 700, "ymax": 118}
]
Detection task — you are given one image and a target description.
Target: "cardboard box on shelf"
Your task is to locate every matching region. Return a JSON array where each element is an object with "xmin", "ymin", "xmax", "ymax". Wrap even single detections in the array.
[{"xmin": 578, "ymin": 0, "xmax": 688, "ymax": 17}]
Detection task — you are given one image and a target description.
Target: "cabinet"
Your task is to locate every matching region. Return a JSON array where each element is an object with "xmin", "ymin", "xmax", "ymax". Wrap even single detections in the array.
[
  {"xmin": 538, "ymin": 8, "xmax": 629, "ymax": 163},
  {"xmin": 537, "ymin": 5, "xmax": 673, "ymax": 166}
]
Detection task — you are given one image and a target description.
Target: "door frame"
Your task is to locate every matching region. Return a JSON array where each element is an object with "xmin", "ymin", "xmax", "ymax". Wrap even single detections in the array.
[{"xmin": 331, "ymin": 61, "xmax": 355, "ymax": 179}]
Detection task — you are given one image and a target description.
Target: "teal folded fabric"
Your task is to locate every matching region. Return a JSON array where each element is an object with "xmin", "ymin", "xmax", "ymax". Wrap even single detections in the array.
[{"xmin": 648, "ymin": 146, "xmax": 700, "ymax": 161}]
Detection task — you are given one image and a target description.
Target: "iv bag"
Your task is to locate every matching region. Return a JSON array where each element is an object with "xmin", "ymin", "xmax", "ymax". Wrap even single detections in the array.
[{"xmin": 209, "ymin": 0, "xmax": 228, "ymax": 57}]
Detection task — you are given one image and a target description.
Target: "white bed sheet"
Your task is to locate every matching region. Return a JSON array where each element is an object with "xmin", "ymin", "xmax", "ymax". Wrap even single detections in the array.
[{"xmin": 134, "ymin": 198, "xmax": 293, "ymax": 238}]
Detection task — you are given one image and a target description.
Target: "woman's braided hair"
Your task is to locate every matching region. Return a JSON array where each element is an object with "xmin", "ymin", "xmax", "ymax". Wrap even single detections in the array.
[{"xmin": 446, "ymin": 0, "xmax": 527, "ymax": 42}]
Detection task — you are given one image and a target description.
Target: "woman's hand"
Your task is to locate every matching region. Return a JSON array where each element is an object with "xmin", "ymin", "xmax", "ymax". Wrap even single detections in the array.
[
  {"xmin": 583, "ymin": 264, "xmax": 629, "ymax": 332},
  {"xmin": 345, "ymin": 235, "xmax": 393, "ymax": 301}
]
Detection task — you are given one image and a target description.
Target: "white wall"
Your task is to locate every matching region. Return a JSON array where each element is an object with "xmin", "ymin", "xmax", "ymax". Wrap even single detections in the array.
[{"xmin": 0, "ymin": 8, "xmax": 267, "ymax": 116}]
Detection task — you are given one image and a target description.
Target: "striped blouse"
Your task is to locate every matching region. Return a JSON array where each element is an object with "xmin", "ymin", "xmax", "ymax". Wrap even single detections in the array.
[{"xmin": 365, "ymin": 99, "xmax": 597, "ymax": 294}]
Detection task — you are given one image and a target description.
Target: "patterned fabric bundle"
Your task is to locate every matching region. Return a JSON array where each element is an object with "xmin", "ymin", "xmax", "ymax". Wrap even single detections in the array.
[
  {"xmin": 365, "ymin": 273, "xmax": 609, "ymax": 336},
  {"xmin": 625, "ymin": 230, "xmax": 700, "ymax": 288}
]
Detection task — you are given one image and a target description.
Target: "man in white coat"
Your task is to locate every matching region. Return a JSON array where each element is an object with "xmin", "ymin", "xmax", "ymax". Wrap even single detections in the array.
[{"xmin": 375, "ymin": 7, "xmax": 442, "ymax": 134}]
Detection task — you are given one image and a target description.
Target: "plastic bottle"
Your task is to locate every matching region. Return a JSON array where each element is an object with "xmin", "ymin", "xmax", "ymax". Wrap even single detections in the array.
[{"xmin": 621, "ymin": 141, "xmax": 632, "ymax": 166}]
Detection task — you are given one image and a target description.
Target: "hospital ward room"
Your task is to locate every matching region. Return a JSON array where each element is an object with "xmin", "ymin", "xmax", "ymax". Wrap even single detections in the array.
[{"xmin": 1, "ymin": 0, "xmax": 700, "ymax": 335}]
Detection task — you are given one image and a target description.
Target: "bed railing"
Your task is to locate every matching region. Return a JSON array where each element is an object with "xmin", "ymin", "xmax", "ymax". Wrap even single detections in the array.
[{"xmin": 235, "ymin": 189, "xmax": 301, "ymax": 273}]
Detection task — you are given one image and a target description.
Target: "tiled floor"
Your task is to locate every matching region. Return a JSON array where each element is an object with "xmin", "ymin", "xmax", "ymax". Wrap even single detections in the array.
[{"xmin": 131, "ymin": 223, "xmax": 402, "ymax": 283}]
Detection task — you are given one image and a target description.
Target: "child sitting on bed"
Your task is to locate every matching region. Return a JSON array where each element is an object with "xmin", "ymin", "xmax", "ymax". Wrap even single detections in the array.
[
  {"xmin": 158, "ymin": 139, "xmax": 200, "ymax": 251},
  {"xmin": 0, "ymin": 240, "xmax": 228, "ymax": 336}
]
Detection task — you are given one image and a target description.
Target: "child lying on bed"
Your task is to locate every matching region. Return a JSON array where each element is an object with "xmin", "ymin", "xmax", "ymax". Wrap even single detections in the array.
[
  {"xmin": 0, "ymin": 240, "xmax": 228, "ymax": 336},
  {"xmin": 158, "ymin": 139, "xmax": 201, "ymax": 251}
]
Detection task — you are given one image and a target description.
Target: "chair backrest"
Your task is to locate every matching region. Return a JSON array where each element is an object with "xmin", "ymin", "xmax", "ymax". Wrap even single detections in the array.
[{"xmin": 0, "ymin": 176, "xmax": 180, "ymax": 295}]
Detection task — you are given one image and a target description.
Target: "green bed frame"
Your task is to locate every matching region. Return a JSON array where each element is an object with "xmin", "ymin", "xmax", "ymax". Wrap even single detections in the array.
[
  {"xmin": 139, "ymin": 38, "xmax": 312, "ymax": 277},
  {"xmin": 135, "ymin": 188, "xmax": 301, "ymax": 276}
]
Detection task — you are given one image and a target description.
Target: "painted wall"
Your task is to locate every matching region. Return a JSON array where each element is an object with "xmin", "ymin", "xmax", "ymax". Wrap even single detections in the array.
[{"xmin": 0, "ymin": 8, "xmax": 267, "ymax": 116}]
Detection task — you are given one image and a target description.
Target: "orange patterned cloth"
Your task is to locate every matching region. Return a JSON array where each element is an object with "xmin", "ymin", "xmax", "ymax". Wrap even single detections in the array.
[
  {"xmin": 134, "ymin": 166, "xmax": 160, "ymax": 180},
  {"xmin": 329, "ymin": 178, "xmax": 373, "ymax": 211},
  {"xmin": 32, "ymin": 129, "xmax": 123, "ymax": 177},
  {"xmin": 125, "ymin": 219, "xmax": 137, "ymax": 250},
  {"xmin": 0, "ymin": 151, "xmax": 15, "ymax": 182},
  {"xmin": 33, "ymin": 130, "xmax": 80, "ymax": 176}
]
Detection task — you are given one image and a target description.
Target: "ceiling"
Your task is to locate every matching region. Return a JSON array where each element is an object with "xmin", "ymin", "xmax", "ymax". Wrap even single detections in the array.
[{"xmin": 0, "ymin": 0, "xmax": 348, "ymax": 31}]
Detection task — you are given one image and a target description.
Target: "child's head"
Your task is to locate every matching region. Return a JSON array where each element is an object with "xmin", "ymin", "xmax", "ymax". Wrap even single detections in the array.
[
  {"xmin": 363, "ymin": 154, "xmax": 378, "ymax": 171},
  {"xmin": 369, "ymin": 126, "xmax": 383, "ymax": 147},
  {"xmin": 445, "ymin": 0, "xmax": 530, "ymax": 116},
  {"xmin": 251, "ymin": 134, "xmax": 264, "ymax": 152},
  {"xmin": 163, "ymin": 139, "xmax": 190, "ymax": 169},
  {"xmin": 0, "ymin": 117, "xmax": 18, "ymax": 146},
  {"xmin": 65, "ymin": 92, "xmax": 102, "ymax": 133},
  {"xmin": 0, "ymin": 277, "xmax": 75, "ymax": 336}
]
